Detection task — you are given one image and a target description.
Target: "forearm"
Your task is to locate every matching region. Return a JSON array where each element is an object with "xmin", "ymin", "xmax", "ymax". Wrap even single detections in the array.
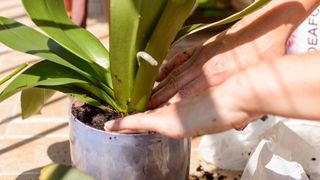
[
  {"xmin": 235, "ymin": 52, "xmax": 320, "ymax": 120},
  {"xmin": 234, "ymin": 0, "xmax": 320, "ymax": 33},
  {"xmin": 207, "ymin": 0, "xmax": 320, "ymax": 72}
]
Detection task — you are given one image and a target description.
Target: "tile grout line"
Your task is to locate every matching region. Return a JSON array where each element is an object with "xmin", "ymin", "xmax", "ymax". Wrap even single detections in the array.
[
  {"xmin": 0, "ymin": 172, "xmax": 39, "ymax": 176},
  {"xmin": 0, "ymin": 135, "xmax": 69, "ymax": 140}
]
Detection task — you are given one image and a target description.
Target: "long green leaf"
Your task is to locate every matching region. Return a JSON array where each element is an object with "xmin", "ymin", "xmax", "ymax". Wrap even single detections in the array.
[
  {"xmin": 0, "ymin": 63, "xmax": 28, "ymax": 86},
  {"xmin": 44, "ymin": 0, "xmax": 110, "ymax": 71},
  {"xmin": 0, "ymin": 17, "xmax": 110, "ymax": 92},
  {"xmin": 110, "ymin": 0, "xmax": 168, "ymax": 112},
  {"xmin": 21, "ymin": 88, "xmax": 55, "ymax": 119},
  {"xmin": 130, "ymin": 0, "xmax": 196, "ymax": 111},
  {"xmin": 110, "ymin": 0, "xmax": 141, "ymax": 112},
  {"xmin": 40, "ymin": 163, "xmax": 94, "ymax": 180},
  {"xmin": 134, "ymin": 0, "xmax": 168, "ymax": 52},
  {"xmin": 40, "ymin": 85, "xmax": 108, "ymax": 110},
  {"xmin": 21, "ymin": 0, "xmax": 112, "ymax": 86},
  {"xmin": 175, "ymin": 0, "xmax": 271, "ymax": 41},
  {"xmin": 0, "ymin": 60, "xmax": 90, "ymax": 102},
  {"xmin": 73, "ymin": 83, "xmax": 123, "ymax": 112},
  {"xmin": 21, "ymin": 0, "xmax": 88, "ymax": 61}
]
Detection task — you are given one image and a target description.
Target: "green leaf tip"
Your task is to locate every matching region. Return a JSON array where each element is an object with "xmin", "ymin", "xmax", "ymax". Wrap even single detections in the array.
[{"xmin": 40, "ymin": 163, "xmax": 94, "ymax": 180}]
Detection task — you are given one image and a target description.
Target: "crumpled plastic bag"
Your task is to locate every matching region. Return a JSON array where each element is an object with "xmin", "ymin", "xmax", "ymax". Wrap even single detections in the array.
[
  {"xmin": 198, "ymin": 117, "xmax": 320, "ymax": 179},
  {"xmin": 241, "ymin": 122, "xmax": 320, "ymax": 180},
  {"xmin": 198, "ymin": 116, "xmax": 279, "ymax": 170}
]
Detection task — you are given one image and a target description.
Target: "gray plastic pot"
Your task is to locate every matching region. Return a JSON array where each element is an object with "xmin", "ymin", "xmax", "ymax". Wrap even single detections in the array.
[{"xmin": 69, "ymin": 113, "xmax": 191, "ymax": 180}]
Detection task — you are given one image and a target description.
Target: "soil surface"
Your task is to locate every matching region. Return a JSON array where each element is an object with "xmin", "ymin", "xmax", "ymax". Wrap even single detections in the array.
[{"xmin": 72, "ymin": 103, "xmax": 124, "ymax": 130}]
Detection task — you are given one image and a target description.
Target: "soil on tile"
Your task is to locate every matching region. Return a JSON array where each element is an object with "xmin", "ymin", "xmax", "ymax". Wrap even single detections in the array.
[
  {"xmin": 72, "ymin": 103, "xmax": 125, "ymax": 130},
  {"xmin": 190, "ymin": 165, "xmax": 235, "ymax": 180}
]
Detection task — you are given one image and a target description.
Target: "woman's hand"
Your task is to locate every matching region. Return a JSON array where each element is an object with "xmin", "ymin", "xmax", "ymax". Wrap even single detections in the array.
[
  {"xmin": 104, "ymin": 0, "xmax": 320, "ymax": 138},
  {"xmin": 150, "ymin": 23, "xmax": 289, "ymax": 108},
  {"xmin": 105, "ymin": 51, "xmax": 320, "ymax": 138},
  {"xmin": 105, "ymin": 74, "xmax": 261, "ymax": 138},
  {"xmin": 149, "ymin": 0, "xmax": 314, "ymax": 108}
]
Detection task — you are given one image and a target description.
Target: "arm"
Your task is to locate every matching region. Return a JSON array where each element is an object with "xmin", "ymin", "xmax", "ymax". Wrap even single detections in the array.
[
  {"xmin": 151, "ymin": 0, "xmax": 320, "ymax": 108},
  {"xmin": 236, "ymin": 51, "xmax": 320, "ymax": 120}
]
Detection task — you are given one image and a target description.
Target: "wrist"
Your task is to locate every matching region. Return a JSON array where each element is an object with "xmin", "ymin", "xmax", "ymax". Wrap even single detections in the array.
[
  {"xmin": 211, "ymin": 72, "xmax": 260, "ymax": 130},
  {"xmin": 224, "ymin": 65, "xmax": 268, "ymax": 119}
]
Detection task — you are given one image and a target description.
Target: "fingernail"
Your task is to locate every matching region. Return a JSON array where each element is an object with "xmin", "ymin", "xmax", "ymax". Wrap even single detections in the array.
[{"xmin": 104, "ymin": 120, "xmax": 115, "ymax": 131}]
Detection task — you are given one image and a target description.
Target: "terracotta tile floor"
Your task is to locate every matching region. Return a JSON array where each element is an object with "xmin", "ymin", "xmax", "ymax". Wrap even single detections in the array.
[{"xmin": 0, "ymin": 0, "xmax": 240, "ymax": 179}]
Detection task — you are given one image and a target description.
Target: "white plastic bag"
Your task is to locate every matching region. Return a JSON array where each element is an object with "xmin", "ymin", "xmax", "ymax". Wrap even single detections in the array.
[
  {"xmin": 198, "ymin": 116, "xmax": 320, "ymax": 172},
  {"xmin": 198, "ymin": 116, "xmax": 279, "ymax": 170},
  {"xmin": 241, "ymin": 122, "xmax": 320, "ymax": 180}
]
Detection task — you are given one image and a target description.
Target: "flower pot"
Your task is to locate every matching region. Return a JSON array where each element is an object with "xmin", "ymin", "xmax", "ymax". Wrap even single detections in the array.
[{"xmin": 69, "ymin": 112, "xmax": 191, "ymax": 180}]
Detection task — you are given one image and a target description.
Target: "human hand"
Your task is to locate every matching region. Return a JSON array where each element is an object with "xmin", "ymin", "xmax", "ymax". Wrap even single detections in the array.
[
  {"xmin": 149, "ymin": 2, "xmax": 297, "ymax": 108},
  {"xmin": 105, "ymin": 75, "xmax": 261, "ymax": 138},
  {"xmin": 105, "ymin": 50, "xmax": 320, "ymax": 138}
]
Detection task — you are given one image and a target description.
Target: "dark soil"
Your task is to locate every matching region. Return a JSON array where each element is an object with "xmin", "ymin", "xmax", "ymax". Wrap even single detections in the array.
[
  {"xmin": 72, "ymin": 103, "xmax": 124, "ymax": 130},
  {"xmin": 190, "ymin": 165, "xmax": 238, "ymax": 180},
  {"xmin": 260, "ymin": 115, "xmax": 268, "ymax": 121}
]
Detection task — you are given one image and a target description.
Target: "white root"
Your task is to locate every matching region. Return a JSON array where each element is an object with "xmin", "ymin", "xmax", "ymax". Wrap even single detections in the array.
[{"xmin": 137, "ymin": 51, "xmax": 158, "ymax": 66}]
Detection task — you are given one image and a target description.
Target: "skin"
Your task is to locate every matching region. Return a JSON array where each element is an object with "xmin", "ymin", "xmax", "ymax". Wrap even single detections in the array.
[
  {"xmin": 150, "ymin": 0, "xmax": 319, "ymax": 108},
  {"xmin": 106, "ymin": 52, "xmax": 320, "ymax": 138},
  {"xmin": 105, "ymin": 0, "xmax": 320, "ymax": 138}
]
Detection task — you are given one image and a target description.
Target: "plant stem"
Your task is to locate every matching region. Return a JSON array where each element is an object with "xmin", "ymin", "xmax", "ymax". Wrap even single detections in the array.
[{"xmin": 129, "ymin": 0, "xmax": 196, "ymax": 112}]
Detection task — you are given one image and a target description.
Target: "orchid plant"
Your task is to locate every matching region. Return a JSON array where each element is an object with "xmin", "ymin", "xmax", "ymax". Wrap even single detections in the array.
[{"xmin": 0, "ymin": 0, "xmax": 269, "ymax": 118}]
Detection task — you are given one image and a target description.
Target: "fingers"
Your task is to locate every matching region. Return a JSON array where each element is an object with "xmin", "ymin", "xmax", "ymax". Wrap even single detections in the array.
[
  {"xmin": 171, "ymin": 70, "xmax": 231, "ymax": 102},
  {"xmin": 104, "ymin": 114, "xmax": 157, "ymax": 133},
  {"xmin": 104, "ymin": 107, "xmax": 187, "ymax": 139},
  {"xmin": 150, "ymin": 53, "xmax": 202, "ymax": 108},
  {"xmin": 105, "ymin": 87, "xmax": 247, "ymax": 138},
  {"xmin": 164, "ymin": 75, "xmax": 211, "ymax": 105},
  {"xmin": 151, "ymin": 58, "xmax": 235, "ymax": 108},
  {"xmin": 157, "ymin": 47, "xmax": 196, "ymax": 82},
  {"xmin": 149, "ymin": 67, "xmax": 199, "ymax": 108}
]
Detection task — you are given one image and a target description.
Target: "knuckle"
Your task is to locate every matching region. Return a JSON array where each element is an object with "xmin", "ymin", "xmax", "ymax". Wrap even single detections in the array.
[
  {"xmin": 160, "ymin": 65, "xmax": 170, "ymax": 75},
  {"xmin": 156, "ymin": 119, "xmax": 187, "ymax": 139},
  {"xmin": 178, "ymin": 88, "xmax": 192, "ymax": 98},
  {"xmin": 167, "ymin": 77, "xmax": 179, "ymax": 91},
  {"xmin": 170, "ymin": 68, "xmax": 181, "ymax": 77},
  {"xmin": 162, "ymin": 128, "xmax": 186, "ymax": 139}
]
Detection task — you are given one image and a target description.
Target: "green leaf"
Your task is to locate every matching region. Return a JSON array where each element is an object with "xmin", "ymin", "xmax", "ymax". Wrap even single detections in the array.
[
  {"xmin": 21, "ymin": 0, "xmax": 111, "ymax": 74},
  {"xmin": 0, "ymin": 60, "xmax": 90, "ymax": 102},
  {"xmin": 0, "ymin": 17, "xmax": 110, "ymax": 90},
  {"xmin": 40, "ymin": 164, "xmax": 94, "ymax": 180},
  {"xmin": 110, "ymin": 0, "xmax": 167, "ymax": 112},
  {"xmin": 41, "ymin": 85, "xmax": 108, "ymax": 110},
  {"xmin": 110, "ymin": 0, "xmax": 141, "ymax": 112},
  {"xmin": 130, "ymin": 0, "xmax": 196, "ymax": 111},
  {"xmin": 175, "ymin": 0, "xmax": 271, "ymax": 41},
  {"xmin": 73, "ymin": 83, "xmax": 123, "ymax": 112},
  {"xmin": 134, "ymin": 0, "xmax": 168, "ymax": 51},
  {"xmin": 0, "ymin": 63, "xmax": 28, "ymax": 86},
  {"xmin": 44, "ymin": 0, "xmax": 110, "ymax": 71},
  {"xmin": 21, "ymin": 88, "xmax": 55, "ymax": 119}
]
